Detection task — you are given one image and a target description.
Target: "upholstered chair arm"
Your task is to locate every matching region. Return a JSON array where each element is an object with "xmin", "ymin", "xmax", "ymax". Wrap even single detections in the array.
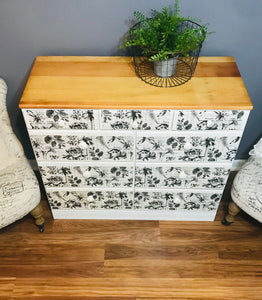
[
  {"xmin": 0, "ymin": 78, "xmax": 25, "ymax": 158},
  {"xmin": 1, "ymin": 119, "xmax": 25, "ymax": 158}
]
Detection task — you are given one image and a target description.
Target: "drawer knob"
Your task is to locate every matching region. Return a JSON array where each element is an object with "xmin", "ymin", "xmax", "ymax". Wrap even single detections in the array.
[
  {"xmin": 58, "ymin": 119, "xmax": 65, "ymax": 127},
  {"xmin": 87, "ymin": 195, "xmax": 94, "ymax": 201},
  {"xmin": 173, "ymin": 197, "xmax": 182, "ymax": 204},
  {"xmin": 132, "ymin": 120, "xmax": 138, "ymax": 129},
  {"xmin": 207, "ymin": 120, "xmax": 214, "ymax": 127},
  {"xmin": 179, "ymin": 171, "xmax": 187, "ymax": 179},
  {"xmin": 83, "ymin": 170, "xmax": 92, "ymax": 178},
  {"xmin": 78, "ymin": 141, "xmax": 88, "ymax": 149},
  {"xmin": 184, "ymin": 142, "xmax": 193, "ymax": 150}
]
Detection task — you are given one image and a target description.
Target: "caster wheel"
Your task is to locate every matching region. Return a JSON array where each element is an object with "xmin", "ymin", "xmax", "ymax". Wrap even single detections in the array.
[
  {"xmin": 37, "ymin": 224, "xmax": 45, "ymax": 233},
  {"xmin": 221, "ymin": 218, "xmax": 233, "ymax": 226}
]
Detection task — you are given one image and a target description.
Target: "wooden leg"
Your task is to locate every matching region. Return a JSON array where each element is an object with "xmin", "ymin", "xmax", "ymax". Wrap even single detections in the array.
[
  {"xmin": 30, "ymin": 203, "xmax": 45, "ymax": 232},
  {"xmin": 222, "ymin": 200, "xmax": 241, "ymax": 226}
]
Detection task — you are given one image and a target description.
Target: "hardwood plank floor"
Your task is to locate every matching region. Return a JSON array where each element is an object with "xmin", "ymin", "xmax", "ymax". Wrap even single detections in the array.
[{"xmin": 1, "ymin": 173, "xmax": 262, "ymax": 299}]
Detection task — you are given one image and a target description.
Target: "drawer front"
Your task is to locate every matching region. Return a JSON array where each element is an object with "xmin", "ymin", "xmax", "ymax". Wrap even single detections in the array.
[
  {"xmin": 22, "ymin": 109, "xmax": 98, "ymax": 130},
  {"xmin": 30, "ymin": 132, "xmax": 135, "ymax": 162},
  {"xmin": 47, "ymin": 190, "xmax": 134, "ymax": 210},
  {"xmin": 47, "ymin": 189, "xmax": 221, "ymax": 212},
  {"xmin": 134, "ymin": 190, "xmax": 222, "ymax": 211},
  {"xmin": 100, "ymin": 109, "xmax": 171, "ymax": 130},
  {"xmin": 39, "ymin": 164, "xmax": 134, "ymax": 188},
  {"xmin": 23, "ymin": 109, "xmax": 249, "ymax": 132},
  {"xmin": 135, "ymin": 164, "xmax": 230, "ymax": 189},
  {"xmin": 136, "ymin": 132, "xmax": 241, "ymax": 163},
  {"xmin": 173, "ymin": 110, "xmax": 249, "ymax": 131}
]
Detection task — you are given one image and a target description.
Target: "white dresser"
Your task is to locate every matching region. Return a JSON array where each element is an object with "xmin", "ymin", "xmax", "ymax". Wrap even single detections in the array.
[{"xmin": 19, "ymin": 56, "xmax": 253, "ymax": 221}]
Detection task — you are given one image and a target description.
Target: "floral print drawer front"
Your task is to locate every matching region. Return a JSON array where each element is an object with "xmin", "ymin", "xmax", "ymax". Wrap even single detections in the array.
[
  {"xmin": 174, "ymin": 110, "xmax": 249, "ymax": 131},
  {"xmin": 23, "ymin": 109, "xmax": 98, "ymax": 130},
  {"xmin": 30, "ymin": 133, "xmax": 134, "ymax": 161},
  {"xmin": 47, "ymin": 190, "xmax": 134, "ymax": 210},
  {"xmin": 135, "ymin": 165, "xmax": 230, "ymax": 189},
  {"xmin": 39, "ymin": 164, "xmax": 133, "ymax": 188},
  {"xmin": 47, "ymin": 189, "xmax": 221, "ymax": 212},
  {"xmin": 136, "ymin": 133, "xmax": 241, "ymax": 163},
  {"xmin": 100, "ymin": 109, "xmax": 171, "ymax": 130},
  {"xmin": 134, "ymin": 191, "xmax": 222, "ymax": 211}
]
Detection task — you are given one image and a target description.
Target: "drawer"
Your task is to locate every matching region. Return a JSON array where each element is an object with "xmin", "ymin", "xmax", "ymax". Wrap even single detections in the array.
[
  {"xmin": 136, "ymin": 131, "xmax": 242, "ymax": 163},
  {"xmin": 22, "ymin": 109, "xmax": 99, "ymax": 130},
  {"xmin": 173, "ymin": 110, "xmax": 249, "ymax": 131},
  {"xmin": 46, "ymin": 189, "xmax": 221, "ymax": 212},
  {"xmin": 47, "ymin": 190, "xmax": 134, "ymax": 210},
  {"xmin": 135, "ymin": 163, "xmax": 230, "ymax": 189},
  {"xmin": 100, "ymin": 109, "xmax": 171, "ymax": 130},
  {"xmin": 30, "ymin": 131, "xmax": 135, "ymax": 162},
  {"xmin": 39, "ymin": 163, "xmax": 134, "ymax": 188},
  {"xmin": 134, "ymin": 190, "xmax": 222, "ymax": 211}
]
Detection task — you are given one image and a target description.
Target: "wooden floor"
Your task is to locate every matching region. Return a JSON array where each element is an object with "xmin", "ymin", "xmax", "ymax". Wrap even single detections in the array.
[{"xmin": 1, "ymin": 173, "xmax": 262, "ymax": 299}]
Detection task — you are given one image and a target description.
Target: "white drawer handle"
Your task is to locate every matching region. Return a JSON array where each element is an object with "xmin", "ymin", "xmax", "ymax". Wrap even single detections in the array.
[
  {"xmin": 206, "ymin": 120, "xmax": 214, "ymax": 127},
  {"xmin": 132, "ymin": 120, "xmax": 138, "ymax": 129},
  {"xmin": 179, "ymin": 171, "xmax": 187, "ymax": 179},
  {"xmin": 173, "ymin": 197, "xmax": 182, "ymax": 204},
  {"xmin": 83, "ymin": 170, "xmax": 92, "ymax": 178},
  {"xmin": 184, "ymin": 142, "xmax": 193, "ymax": 150},
  {"xmin": 87, "ymin": 195, "xmax": 94, "ymax": 201},
  {"xmin": 58, "ymin": 119, "xmax": 65, "ymax": 127},
  {"xmin": 78, "ymin": 141, "xmax": 88, "ymax": 149}
]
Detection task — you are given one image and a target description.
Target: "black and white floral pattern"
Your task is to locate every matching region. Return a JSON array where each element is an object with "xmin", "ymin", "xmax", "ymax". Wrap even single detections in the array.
[
  {"xmin": 30, "ymin": 134, "xmax": 134, "ymax": 161},
  {"xmin": 174, "ymin": 110, "xmax": 248, "ymax": 131},
  {"xmin": 47, "ymin": 190, "xmax": 221, "ymax": 212},
  {"xmin": 136, "ymin": 135, "xmax": 241, "ymax": 162},
  {"xmin": 134, "ymin": 191, "xmax": 221, "ymax": 211},
  {"xmin": 47, "ymin": 191, "xmax": 133, "ymax": 209},
  {"xmin": 39, "ymin": 165, "xmax": 133, "ymax": 188},
  {"xmin": 100, "ymin": 109, "xmax": 171, "ymax": 130},
  {"xmin": 23, "ymin": 106, "xmax": 249, "ymax": 220},
  {"xmin": 23, "ymin": 109, "xmax": 97, "ymax": 130},
  {"xmin": 135, "ymin": 166, "xmax": 230, "ymax": 189},
  {"xmin": 23, "ymin": 109, "xmax": 248, "ymax": 132}
]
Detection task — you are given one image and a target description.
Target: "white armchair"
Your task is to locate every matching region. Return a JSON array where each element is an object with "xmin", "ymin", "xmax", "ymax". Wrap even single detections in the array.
[
  {"xmin": 0, "ymin": 78, "xmax": 44, "ymax": 232},
  {"xmin": 222, "ymin": 138, "xmax": 262, "ymax": 225}
]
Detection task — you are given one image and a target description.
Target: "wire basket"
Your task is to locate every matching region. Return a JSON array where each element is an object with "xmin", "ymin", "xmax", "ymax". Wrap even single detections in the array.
[{"xmin": 129, "ymin": 20, "xmax": 203, "ymax": 88}]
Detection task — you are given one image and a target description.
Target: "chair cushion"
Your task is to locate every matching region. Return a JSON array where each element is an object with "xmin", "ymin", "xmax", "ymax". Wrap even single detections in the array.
[
  {"xmin": 0, "ymin": 160, "xmax": 40, "ymax": 229},
  {"xmin": 231, "ymin": 157, "xmax": 262, "ymax": 223}
]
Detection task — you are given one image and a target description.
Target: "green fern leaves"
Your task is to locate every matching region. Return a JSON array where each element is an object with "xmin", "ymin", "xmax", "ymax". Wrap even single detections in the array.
[{"xmin": 120, "ymin": 1, "xmax": 209, "ymax": 62}]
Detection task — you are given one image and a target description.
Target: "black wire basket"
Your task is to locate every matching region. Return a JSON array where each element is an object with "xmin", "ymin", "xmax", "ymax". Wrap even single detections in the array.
[{"xmin": 128, "ymin": 20, "xmax": 203, "ymax": 88}]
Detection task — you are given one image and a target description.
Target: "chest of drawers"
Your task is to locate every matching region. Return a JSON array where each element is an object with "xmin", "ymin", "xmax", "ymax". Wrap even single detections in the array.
[{"xmin": 19, "ymin": 56, "xmax": 253, "ymax": 221}]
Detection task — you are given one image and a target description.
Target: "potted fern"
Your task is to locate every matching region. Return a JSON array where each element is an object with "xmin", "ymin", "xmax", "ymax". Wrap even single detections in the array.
[{"xmin": 120, "ymin": 0, "xmax": 208, "ymax": 78}]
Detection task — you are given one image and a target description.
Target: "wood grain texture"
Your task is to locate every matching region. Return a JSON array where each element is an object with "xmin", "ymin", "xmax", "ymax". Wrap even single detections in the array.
[
  {"xmin": 19, "ymin": 56, "xmax": 253, "ymax": 110},
  {"xmin": 1, "ymin": 174, "xmax": 262, "ymax": 299}
]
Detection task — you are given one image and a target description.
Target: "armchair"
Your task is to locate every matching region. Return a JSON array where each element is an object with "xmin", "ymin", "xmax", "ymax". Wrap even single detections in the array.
[
  {"xmin": 0, "ymin": 78, "xmax": 44, "ymax": 232},
  {"xmin": 222, "ymin": 138, "xmax": 262, "ymax": 225}
]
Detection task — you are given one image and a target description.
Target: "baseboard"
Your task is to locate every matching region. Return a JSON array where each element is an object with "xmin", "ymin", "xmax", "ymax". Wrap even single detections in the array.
[
  {"xmin": 52, "ymin": 208, "xmax": 217, "ymax": 221},
  {"xmin": 28, "ymin": 158, "xmax": 247, "ymax": 171}
]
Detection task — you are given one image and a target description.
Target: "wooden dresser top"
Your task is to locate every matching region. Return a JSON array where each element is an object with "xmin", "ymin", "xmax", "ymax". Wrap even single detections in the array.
[{"xmin": 19, "ymin": 56, "xmax": 253, "ymax": 110}]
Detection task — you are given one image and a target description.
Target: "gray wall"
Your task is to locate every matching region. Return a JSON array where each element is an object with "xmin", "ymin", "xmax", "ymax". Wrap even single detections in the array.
[{"xmin": 0, "ymin": 0, "xmax": 261, "ymax": 159}]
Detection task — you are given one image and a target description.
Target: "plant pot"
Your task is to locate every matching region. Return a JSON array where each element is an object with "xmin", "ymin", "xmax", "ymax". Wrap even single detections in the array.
[{"xmin": 153, "ymin": 56, "xmax": 178, "ymax": 77}]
